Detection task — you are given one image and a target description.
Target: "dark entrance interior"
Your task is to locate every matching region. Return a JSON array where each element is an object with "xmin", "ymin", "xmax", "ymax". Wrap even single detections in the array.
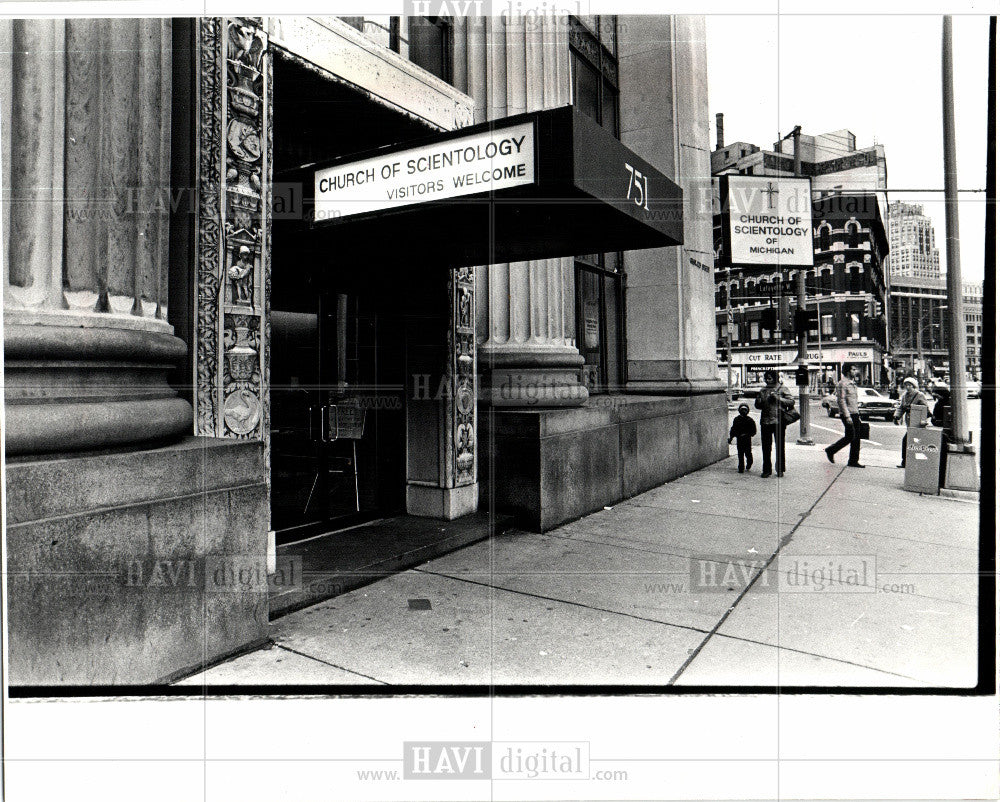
[{"xmin": 270, "ymin": 53, "xmax": 436, "ymax": 541}]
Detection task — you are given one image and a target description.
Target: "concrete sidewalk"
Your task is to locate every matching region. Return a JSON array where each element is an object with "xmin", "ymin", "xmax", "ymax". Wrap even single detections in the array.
[{"xmin": 179, "ymin": 440, "xmax": 981, "ymax": 689}]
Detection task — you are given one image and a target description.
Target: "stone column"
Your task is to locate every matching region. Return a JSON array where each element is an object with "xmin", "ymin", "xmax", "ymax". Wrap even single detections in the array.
[
  {"xmin": 618, "ymin": 15, "xmax": 720, "ymax": 394},
  {"xmin": 454, "ymin": 14, "xmax": 587, "ymax": 407},
  {"xmin": 3, "ymin": 19, "xmax": 192, "ymax": 455}
]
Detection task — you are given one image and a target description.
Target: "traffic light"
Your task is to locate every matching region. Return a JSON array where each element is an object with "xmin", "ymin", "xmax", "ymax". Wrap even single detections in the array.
[
  {"xmin": 865, "ymin": 297, "xmax": 875, "ymax": 317},
  {"xmin": 794, "ymin": 307, "xmax": 818, "ymax": 334},
  {"xmin": 874, "ymin": 300, "xmax": 883, "ymax": 318},
  {"xmin": 779, "ymin": 297, "xmax": 795, "ymax": 331}
]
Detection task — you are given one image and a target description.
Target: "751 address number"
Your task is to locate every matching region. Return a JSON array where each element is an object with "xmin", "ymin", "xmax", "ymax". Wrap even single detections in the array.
[{"xmin": 625, "ymin": 162, "xmax": 650, "ymax": 211}]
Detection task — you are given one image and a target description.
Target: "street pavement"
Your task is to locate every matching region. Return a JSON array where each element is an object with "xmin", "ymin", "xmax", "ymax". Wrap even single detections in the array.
[{"xmin": 179, "ymin": 401, "xmax": 981, "ymax": 689}]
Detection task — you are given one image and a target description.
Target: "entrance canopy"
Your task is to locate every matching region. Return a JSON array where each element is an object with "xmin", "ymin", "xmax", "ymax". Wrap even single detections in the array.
[{"xmin": 296, "ymin": 106, "xmax": 684, "ymax": 267}]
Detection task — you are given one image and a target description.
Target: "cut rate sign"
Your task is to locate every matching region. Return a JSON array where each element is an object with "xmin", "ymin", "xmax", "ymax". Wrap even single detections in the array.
[
  {"xmin": 724, "ymin": 176, "xmax": 813, "ymax": 266},
  {"xmin": 314, "ymin": 121, "xmax": 535, "ymax": 221}
]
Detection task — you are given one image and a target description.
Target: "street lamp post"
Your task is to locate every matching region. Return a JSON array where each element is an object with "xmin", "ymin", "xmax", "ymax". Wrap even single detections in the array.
[
  {"xmin": 725, "ymin": 266, "xmax": 733, "ymax": 400},
  {"xmin": 942, "ymin": 16, "xmax": 970, "ymax": 445}
]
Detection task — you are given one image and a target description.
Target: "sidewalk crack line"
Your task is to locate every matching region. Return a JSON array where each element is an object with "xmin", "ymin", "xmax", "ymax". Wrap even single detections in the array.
[
  {"xmin": 272, "ymin": 644, "xmax": 390, "ymax": 685},
  {"xmin": 667, "ymin": 466, "xmax": 846, "ymax": 685}
]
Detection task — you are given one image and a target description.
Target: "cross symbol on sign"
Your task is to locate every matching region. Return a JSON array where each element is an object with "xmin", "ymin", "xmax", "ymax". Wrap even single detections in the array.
[{"xmin": 763, "ymin": 182, "xmax": 779, "ymax": 209}]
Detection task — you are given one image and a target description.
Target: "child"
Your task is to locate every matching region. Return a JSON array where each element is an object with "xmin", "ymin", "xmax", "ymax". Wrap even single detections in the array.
[{"xmin": 728, "ymin": 403, "xmax": 757, "ymax": 473}]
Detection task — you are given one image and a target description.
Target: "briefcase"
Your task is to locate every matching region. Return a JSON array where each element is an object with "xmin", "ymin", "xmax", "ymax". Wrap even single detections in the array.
[{"xmin": 858, "ymin": 420, "xmax": 870, "ymax": 440}]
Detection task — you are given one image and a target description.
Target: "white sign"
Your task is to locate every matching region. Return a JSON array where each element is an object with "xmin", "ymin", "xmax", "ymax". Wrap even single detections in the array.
[
  {"xmin": 727, "ymin": 344, "xmax": 874, "ymax": 367},
  {"xmin": 726, "ymin": 176, "xmax": 813, "ymax": 266},
  {"xmin": 314, "ymin": 121, "xmax": 535, "ymax": 221}
]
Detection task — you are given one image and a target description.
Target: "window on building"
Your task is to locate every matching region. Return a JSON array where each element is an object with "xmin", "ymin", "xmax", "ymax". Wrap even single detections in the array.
[
  {"xmin": 848, "ymin": 264, "xmax": 862, "ymax": 293},
  {"xmin": 575, "ymin": 255, "xmax": 622, "ymax": 394},
  {"xmin": 821, "ymin": 314, "xmax": 834, "ymax": 336},
  {"xmin": 408, "ymin": 17, "xmax": 453, "ymax": 83},
  {"xmin": 750, "ymin": 321, "xmax": 760, "ymax": 341},
  {"xmin": 821, "ymin": 268, "xmax": 833, "ymax": 292},
  {"xmin": 850, "ymin": 313, "xmax": 860, "ymax": 339},
  {"xmin": 819, "ymin": 225, "xmax": 831, "ymax": 251},
  {"xmin": 570, "ymin": 16, "xmax": 619, "ymax": 135},
  {"xmin": 846, "ymin": 221, "xmax": 860, "ymax": 248}
]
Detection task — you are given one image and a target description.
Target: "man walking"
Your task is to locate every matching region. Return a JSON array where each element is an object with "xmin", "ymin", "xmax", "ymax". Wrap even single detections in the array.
[
  {"xmin": 893, "ymin": 376, "xmax": 928, "ymax": 468},
  {"xmin": 825, "ymin": 363, "xmax": 865, "ymax": 468}
]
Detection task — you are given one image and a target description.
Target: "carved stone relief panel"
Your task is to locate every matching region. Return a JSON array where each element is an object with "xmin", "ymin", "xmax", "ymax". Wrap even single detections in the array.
[
  {"xmin": 451, "ymin": 266, "xmax": 477, "ymax": 487},
  {"xmin": 195, "ymin": 17, "xmax": 271, "ymax": 446}
]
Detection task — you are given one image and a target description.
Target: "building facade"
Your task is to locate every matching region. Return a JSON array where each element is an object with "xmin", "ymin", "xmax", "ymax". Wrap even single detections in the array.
[
  {"xmin": 711, "ymin": 122, "xmax": 890, "ymax": 391},
  {"xmin": 888, "ymin": 276, "xmax": 951, "ymax": 382},
  {"xmin": 3, "ymin": 15, "xmax": 725, "ymax": 685},
  {"xmin": 888, "ymin": 201, "xmax": 942, "ymax": 279},
  {"xmin": 963, "ymin": 280, "xmax": 983, "ymax": 380}
]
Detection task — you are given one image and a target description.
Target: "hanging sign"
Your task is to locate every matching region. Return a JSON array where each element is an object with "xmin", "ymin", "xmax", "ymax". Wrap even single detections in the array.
[
  {"xmin": 722, "ymin": 176, "xmax": 814, "ymax": 266},
  {"xmin": 315, "ymin": 122, "xmax": 535, "ymax": 221}
]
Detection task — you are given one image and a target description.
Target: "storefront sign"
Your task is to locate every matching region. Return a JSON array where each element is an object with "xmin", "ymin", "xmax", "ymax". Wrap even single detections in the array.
[
  {"xmin": 315, "ymin": 122, "xmax": 535, "ymax": 221},
  {"xmin": 300, "ymin": 107, "xmax": 683, "ymax": 268},
  {"xmin": 722, "ymin": 176, "xmax": 813, "ymax": 266},
  {"xmin": 730, "ymin": 344, "xmax": 874, "ymax": 367}
]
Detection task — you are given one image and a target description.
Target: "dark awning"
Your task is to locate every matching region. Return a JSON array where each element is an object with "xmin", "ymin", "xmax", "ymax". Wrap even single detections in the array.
[{"xmin": 289, "ymin": 106, "xmax": 683, "ymax": 267}]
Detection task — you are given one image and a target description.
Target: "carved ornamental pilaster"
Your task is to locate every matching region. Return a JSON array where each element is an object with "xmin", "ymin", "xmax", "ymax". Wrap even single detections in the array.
[
  {"xmin": 195, "ymin": 17, "xmax": 271, "ymax": 445},
  {"xmin": 449, "ymin": 267, "xmax": 477, "ymax": 487}
]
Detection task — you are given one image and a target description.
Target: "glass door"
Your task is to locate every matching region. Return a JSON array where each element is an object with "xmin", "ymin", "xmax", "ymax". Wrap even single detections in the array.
[
  {"xmin": 270, "ymin": 270, "xmax": 338, "ymax": 534},
  {"xmin": 271, "ymin": 276, "xmax": 406, "ymax": 540}
]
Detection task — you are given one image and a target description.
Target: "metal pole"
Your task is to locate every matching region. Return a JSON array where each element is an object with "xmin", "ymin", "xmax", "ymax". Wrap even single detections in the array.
[
  {"xmin": 792, "ymin": 126, "xmax": 813, "ymax": 444},
  {"xmin": 942, "ymin": 15, "xmax": 969, "ymax": 443},
  {"xmin": 726, "ymin": 265, "xmax": 733, "ymax": 400},
  {"xmin": 917, "ymin": 315, "xmax": 924, "ymax": 382},
  {"xmin": 796, "ymin": 268, "xmax": 813, "ymax": 443},
  {"xmin": 816, "ymin": 297, "xmax": 823, "ymax": 389}
]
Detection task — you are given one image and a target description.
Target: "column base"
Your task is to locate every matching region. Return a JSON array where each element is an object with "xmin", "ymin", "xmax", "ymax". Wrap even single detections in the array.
[
  {"xmin": 479, "ymin": 346, "xmax": 589, "ymax": 407},
  {"xmin": 4, "ymin": 321, "xmax": 192, "ymax": 455},
  {"xmin": 626, "ymin": 378, "xmax": 726, "ymax": 396},
  {"xmin": 406, "ymin": 482, "xmax": 479, "ymax": 520}
]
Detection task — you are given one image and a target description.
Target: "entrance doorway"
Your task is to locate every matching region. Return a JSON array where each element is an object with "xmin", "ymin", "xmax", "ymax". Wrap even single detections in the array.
[
  {"xmin": 269, "ymin": 52, "xmax": 436, "ymax": 541},
  {"xmin": 270, "ymin": 276, "xmax": 406, "ymax": 539}
]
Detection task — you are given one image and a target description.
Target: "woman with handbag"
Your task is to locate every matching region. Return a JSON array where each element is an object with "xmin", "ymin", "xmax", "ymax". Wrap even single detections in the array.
[
  {"xmin": 754, "ymin": 369, "xmax": 795, "ymax": 477},
  {"xmin": 893, "ymin": 376, "xmax": 928, "ymax": 468}
]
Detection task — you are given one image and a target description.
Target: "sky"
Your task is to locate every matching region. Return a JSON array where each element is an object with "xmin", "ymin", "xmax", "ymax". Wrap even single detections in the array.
[{"xmin": 705, "ymin": 13, "xmax": 991, "ymax": 282}]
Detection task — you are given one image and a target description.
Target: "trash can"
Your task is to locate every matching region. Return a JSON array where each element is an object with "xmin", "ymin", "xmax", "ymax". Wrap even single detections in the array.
[{"xmin": 903, "ymin": 427, "xmax": 944, "ymax": 494}]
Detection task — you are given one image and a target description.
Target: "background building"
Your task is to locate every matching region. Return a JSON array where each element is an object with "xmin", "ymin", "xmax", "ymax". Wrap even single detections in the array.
[
  {"xmin": 888, "ymin": 201, "xmax": 942, "ymax": 278},
  {"xmin": 711, "ymin": 120, "xmax": 890, "ymax": 390},
  {"xmin": 888, "ymin": 276, "xmax": 951, "ymax": 382},
  {"xmin": 712, "ymin": 119, "xmax": 888, "ymax": 216},
  {"xmin": 3, "ymin": 15, "xmax": 725, "ymax": 685},
  {"xmin": 963, "ymin": 280, "xmax": 983, "ymax": 380}
]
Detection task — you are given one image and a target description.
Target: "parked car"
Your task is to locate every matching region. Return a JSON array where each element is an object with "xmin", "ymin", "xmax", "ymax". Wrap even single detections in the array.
[
  {"xmin": 821, "ymin": 387, "xmax": 895, "ymax": 421},
  {"xmin": 966, "ymin": 381, "xmax": 981, "ymax": 399},
  {"xmin": 741, "ymin": 383, "xmax": 766, "ymax": 399}
]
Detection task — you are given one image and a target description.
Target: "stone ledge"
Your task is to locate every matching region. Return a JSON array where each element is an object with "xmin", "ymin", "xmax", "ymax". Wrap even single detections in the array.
[
  {"xmin": 6, "ymin": 441, "xmax": 269, "ymax": 687},
  {"xmin": 481, "ymin": 391, "xmax": 727, "ymax": 438},
  {"xmin": 481, "ymin": 393, "xmax": 729, "ymax": 531},
  {"xmin": 6, "ymin": 437, "xmax": 265, "ymax": 525}
]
